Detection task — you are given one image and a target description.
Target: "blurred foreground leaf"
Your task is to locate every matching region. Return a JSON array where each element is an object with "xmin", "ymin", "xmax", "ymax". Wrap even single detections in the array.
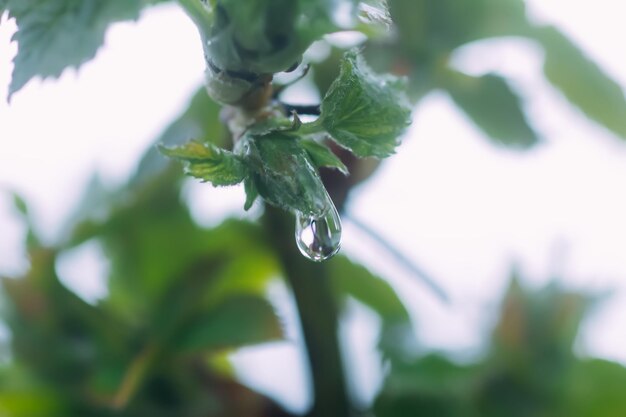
[{"xmin": 5, "ymin": 0, "xmax": 153, "ymax": 98}]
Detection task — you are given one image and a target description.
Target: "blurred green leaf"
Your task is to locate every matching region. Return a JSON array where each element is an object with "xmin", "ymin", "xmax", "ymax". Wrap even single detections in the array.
[
  {"xmin": 10, "ymin": 192, "xmax": 27, "ymax": 217},
  {"xmin": 243, "ymin": 132, "xmax": 331, "ymax": 216},
  {"xmin": 160, "ymin": 140, "xmax": 247, "ymax": 186},
  {"xmin": 375, "ymin": 354, "xmax": 475, "ymax": 417},
  {"xmin": 388, "ymin": 0, "xmax": 527, "ymax": 55},
  {"xmin": 314, "ymin": 50, "xmax": 412, "ymax": 158},
  {"xmin": 329, "ymin": 256, "xmax": 409, "ymax": 323},
  {"xmin": 176, "ymin": 296, "xmax": 282, "ymax": 352},
  {"xmin": 446, "ymin": 72, "xmax": 539, "ymax": 148},
  {"xmin": 0, "ymin": 389, "xmax": 66, "ymax": 417},
  {"xmin": 327, "ymin": 256, "xmax": 416, "ymax": 357},
  {"xmin": 300, "ymin": 139, "xmax": 349, "ymax": 175},
  {"xmin": 5, "ymin": 0, "xmax": 149, "ymax": 98},
  {"xmin": 563, "ymin": 359, "xmax": 626, "ymax": 417},
  {"xmin": 534, "ymin": 25, "xmax": 626, "ymax": 139}
]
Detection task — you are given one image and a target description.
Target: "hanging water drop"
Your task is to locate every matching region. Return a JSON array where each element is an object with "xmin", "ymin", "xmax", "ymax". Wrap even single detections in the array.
[{"xmin": 295, "ymin": 204, "xmax": 342, "ymax": 262}]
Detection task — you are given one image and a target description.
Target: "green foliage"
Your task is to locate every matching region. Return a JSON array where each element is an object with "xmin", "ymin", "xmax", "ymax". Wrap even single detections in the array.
[
  {"xmin": 243, "ymin": 132, "xmax": 331, "ymax": 217},
  {"xmin": 3, "ymin": 1, "xmax": 626, "ymax": 417},
  {"xmin": 445, "ymin": 72, "xmax": 539, "ymax": 148},
  {"xmin": 300, "ymin": 139, "xmax": 349, "ymax": 175},
  {"xmin": 374, "ymin": 278, "xmax": 626, "ymax": 417},
  {"xmin": 327, "ymin": 256, "xmax": 416, "ymax": 357},
  {"xmin": 159, "ymin": 141, "xmax": 247, "ymax": 186},
  {"xmin": 313, "ymin": 50, "xmax": 412, "ymax": 158},
  {"xmin": 534, "ymin": 26, "xmax": 626, "ymax": 139},
  {"xmin": 5, "ymin": 0, "xmax": 156, "ymax": 99},
  {"xmin": 179, "ymin": 0, "xmax": 342, "ymax": 75}
]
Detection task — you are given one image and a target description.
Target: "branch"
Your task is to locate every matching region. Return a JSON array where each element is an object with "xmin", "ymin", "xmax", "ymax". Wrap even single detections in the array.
[{"xmin": 263, "ymin": 207, "xmax": 352, "ymax": 417}]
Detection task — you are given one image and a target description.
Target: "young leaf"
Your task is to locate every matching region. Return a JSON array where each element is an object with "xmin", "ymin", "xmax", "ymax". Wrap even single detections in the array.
[
  {"xmin": 159, "ymin": 141, "xmax": 246, "ymax": 186},
  {"xmin": 445, "ymin": 71, "xmax": 539, "ymax": 148},
  {"xmin": 5, "ymin": 0, "xmax": 149, "ymax": 98},
  {"xmin": 243, "ymin": 177, "xmax": 259, "ymax": 211},
  {"xmin": 300, "ymin": 139, "xmax": 349, "ymax": 175},
  {"xmin": 315, "ymin": 49, "xmax": 412, "ymax": 158},
  {"xmin": 243, "ymin": 132, "xmax": 331, "ymax": 217},
  {"xmin": 534, "ymin": 25, "xmax": 626, "ymax": 139}
]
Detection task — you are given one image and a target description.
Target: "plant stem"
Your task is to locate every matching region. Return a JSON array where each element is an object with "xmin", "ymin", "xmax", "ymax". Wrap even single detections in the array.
[
  {"xmin": 264, "ymin": 207, "xmax": 351, "ymax": 417},
  {"xmin": 177, "ymin": 0, "xmax": 214, "ymax": 36}
]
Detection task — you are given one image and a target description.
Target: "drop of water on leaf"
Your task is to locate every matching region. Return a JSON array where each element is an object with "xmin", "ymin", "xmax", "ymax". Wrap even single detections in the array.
[{"xmin": 295, "ymin": 204, "xmax": 342, "ymax": 262}]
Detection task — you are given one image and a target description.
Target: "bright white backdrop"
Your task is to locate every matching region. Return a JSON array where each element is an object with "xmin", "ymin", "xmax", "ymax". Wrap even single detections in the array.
[{"xmin": 1, "ymin": 0, "xmax": 626, "ymax": 411}]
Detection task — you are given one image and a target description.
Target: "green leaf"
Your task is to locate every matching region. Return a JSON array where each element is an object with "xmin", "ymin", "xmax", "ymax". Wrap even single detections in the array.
[
  {"xmin": 327, "ymin": 256, "xmax": 416, "ymax": 357},
  {"xmin": 534, "ymin": 25, "xmax": 626, "ymax": 139},
  {"xmin": 176, "ymin": 296, "xmax": 282, "ymax": 352},
  {"xmin": 5, "ymin": 0, "xmax": 149, "ymax": 98},
  {"xmin": 300, "ymin": 139, "xmax": 349, "ymax": 175},
  {"xmin": 243, "ymin": 176, "xmax": 258, "ymax": 211},
  {"xmin": 563, "ymin": 359, "xmax": 626, "ymax": 417},
  {"xmin": 131, "ymin": 87, "xmax": 225, "ymax": 186},
  {"xmin": 243, "ymin": 132, "xmax": 332, "ymax": 217},
  {"xmin": 159, "ymin": 141, "xmax": 246, "ymax": 186},
  {"xmin": 446, "ymin": 71, "xmax": 539, "ymax": 148},
  {"xmin": 315, "ymin": 49, "xmax": 412, "ymax": 158},
  {"xmin": 329, "ymin": 256, "xmax": 409, "ymax": 324}
]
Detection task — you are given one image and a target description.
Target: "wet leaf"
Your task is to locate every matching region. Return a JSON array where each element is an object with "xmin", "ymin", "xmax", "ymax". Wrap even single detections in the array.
[
  {"xmin": 243, "ymin": 132, "xmax": 331, "ymax": 217},
  {"xmin": 159, "ymin": 141, "xmax": 246, "ymax": 186},
  {"xmin": 315, "ymin": 50, "xmax": 412, "ymax": 158},
  {"xmin": 300, "ymin": 139, "xmax": 349, "ymax": 175}
]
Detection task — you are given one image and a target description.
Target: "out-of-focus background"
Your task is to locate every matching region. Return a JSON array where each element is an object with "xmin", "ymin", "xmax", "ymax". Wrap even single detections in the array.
[{"xmin": 1, "ymin": 1, "xmax": 626, "ymax": 416}]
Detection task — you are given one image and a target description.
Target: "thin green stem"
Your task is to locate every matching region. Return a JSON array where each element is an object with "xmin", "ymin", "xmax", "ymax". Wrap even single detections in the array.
[
  {"xmin": 177, "ymin": 0, "xmax": 214, "ymax": 36},
  {"xmin": 264, "ymin": 207, "xmax": 352, "ymax": 417},
  {"xmin": 346, "ymin": 213, "xmax": 449, "ymax": 303}
]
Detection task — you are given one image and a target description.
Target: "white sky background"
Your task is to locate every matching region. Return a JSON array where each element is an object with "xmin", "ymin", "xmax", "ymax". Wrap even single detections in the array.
[{"xmin": 1, "ymin": 0, "xmax": 626, "ymax": 411}]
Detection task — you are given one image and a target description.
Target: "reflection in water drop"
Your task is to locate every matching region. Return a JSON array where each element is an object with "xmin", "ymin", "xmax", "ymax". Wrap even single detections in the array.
[{"xmin": 295, "ymin": 204, "xmax": 342, "ymax": 262}]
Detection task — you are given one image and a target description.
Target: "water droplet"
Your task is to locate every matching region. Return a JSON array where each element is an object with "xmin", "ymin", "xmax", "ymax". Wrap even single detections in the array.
[{"xmin": 295, "ymin": 205, "xmax": 342, "ymax": 262}]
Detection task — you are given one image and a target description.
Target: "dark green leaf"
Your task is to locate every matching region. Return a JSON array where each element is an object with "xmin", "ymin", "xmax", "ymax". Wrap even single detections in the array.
[
  {"xmin": 6, "ymin": 0, "xmax": 148, "ymax": 98},
  {"xmin": 446, "ymin": 72, "xmax": 539, "ymax": 148},
  {"xmin": 315, "ymin": 49, "xmax": 412, "ymax": 158},
  {"xmin": 243, "ymin": 132, "xmax": 331, "ymax": 217},
  {"xmin": 300, "ymin": 139, "xmax": 349, "ymax": 175},
  {"xmin": 534, "ymin": 25, "xmax": 626, "ymax": 139},
  {"xmin": 159, "ymin": 141, "xmax": 246, "ymax": 186},
  {"xmin": 243, "ymin": 176, "xmax": 258, "ymax": 211},
  {"xmin": 176, "ymin": 296, "xmax": 282, "ymax": 352}
]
